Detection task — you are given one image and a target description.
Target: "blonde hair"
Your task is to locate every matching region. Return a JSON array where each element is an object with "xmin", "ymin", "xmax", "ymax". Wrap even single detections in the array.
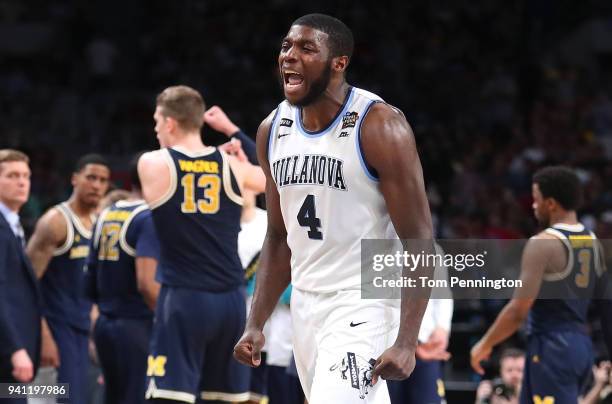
[
  {"xmin": 156, "ymin": 85, "xmax": 206, "ymax": 131},
  {"xmin": 0, "ymin": 149, "xmax": 29, "ymax": 173}
]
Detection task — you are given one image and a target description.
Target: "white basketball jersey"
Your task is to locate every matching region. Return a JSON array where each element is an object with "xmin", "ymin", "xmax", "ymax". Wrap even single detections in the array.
[{"xmin": 268, "ymin": 87, "xmax": 397, "ymax": 293}]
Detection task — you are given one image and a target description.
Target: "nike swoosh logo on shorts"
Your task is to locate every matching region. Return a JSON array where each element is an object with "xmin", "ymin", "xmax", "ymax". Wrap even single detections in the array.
[{"xmin": 350, "ymin": 321, "xmax": 367, "ymax": 327}]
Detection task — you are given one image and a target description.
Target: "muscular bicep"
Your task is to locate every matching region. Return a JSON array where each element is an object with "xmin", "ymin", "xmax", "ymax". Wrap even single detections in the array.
[
  {"xmin": 361, "ymin": 104, "xmax": 432, "ymax": 240},
  {"xmin": 26, "ymin": 210, "xmax": 66, "ymax": 278},
  {"xmin": 511, "ymin": 236, "xmax": 553, "ymax": 309}
]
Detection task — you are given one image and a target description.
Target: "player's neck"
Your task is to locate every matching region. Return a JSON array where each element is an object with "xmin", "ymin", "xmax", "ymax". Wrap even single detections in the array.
[
  {"xmin": 300, "ymin": 81, "xmax": 350, "ymax": 132},
  {"xmin": 66, "ymin": 196, "xmax": 95, "ymax": 218},
  {"xmin": 169, "ymin": 132, "xmax": 207, "ymax": 151},
  {"xmin": 548, "ymin": 211, "xmax": 578, "ymax": 227}
]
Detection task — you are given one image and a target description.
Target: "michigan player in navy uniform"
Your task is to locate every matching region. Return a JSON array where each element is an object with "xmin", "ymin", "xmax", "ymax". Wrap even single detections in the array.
[
  {"xmin": 138, "ymin": 85, "xmax": 265, "ymax": 404},
  {"xmin": 471, "ymin": 166, "xmax": 612, "ymax": 404},
  {"xmin": 234, "ymin": 14, "xmax": 433, "ymax": 404},
  {"xmin": 27, "ymin": 154, "xmax": 110, "ymax": 404},
  {"xmin": 85, "ymin": 156, "xmax": 160, "ymax": 404}
]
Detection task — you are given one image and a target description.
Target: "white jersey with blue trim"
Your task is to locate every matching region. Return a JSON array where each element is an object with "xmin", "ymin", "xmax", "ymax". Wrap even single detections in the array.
[{"xmin": 268, "ymin": 86, "xmax": 397, "ymax": 293}]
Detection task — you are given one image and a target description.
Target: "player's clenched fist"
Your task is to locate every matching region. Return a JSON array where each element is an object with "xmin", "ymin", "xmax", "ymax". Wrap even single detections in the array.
[
  {"xmin": 371, "ymin": 345, "xmax": 416, "ymax": 385},
  {"xmin": 233, "ymin": 328, "xmax": 265, "ymax": 367},
  {"xmin": 203, "ymin": 106, "xmax": 239, "ymax": 136}
]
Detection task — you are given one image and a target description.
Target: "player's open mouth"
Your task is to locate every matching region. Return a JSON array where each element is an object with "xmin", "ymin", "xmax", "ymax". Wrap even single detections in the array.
[{"xmin": 284, "ymin": 70, "xmax": 304, "ymax": 90}]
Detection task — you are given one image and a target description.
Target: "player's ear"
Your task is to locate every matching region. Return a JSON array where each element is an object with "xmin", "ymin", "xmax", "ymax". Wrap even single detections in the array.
[
  {"xmin": 166, "ymin": 116, "xmax": 178, "ymax": 134},
  {"xmin": 332, "ymin": 55, "xmax": 349, "ymax": 73},
  {"xmin": 71, "ymin": 172, "xmax": 79, "ymax": 187}
]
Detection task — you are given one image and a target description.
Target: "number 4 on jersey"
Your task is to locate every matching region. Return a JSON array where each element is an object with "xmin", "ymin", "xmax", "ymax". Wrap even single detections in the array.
[{"xmin": 297, "ymin": 194, "xmax": 323, "ymax": 240}]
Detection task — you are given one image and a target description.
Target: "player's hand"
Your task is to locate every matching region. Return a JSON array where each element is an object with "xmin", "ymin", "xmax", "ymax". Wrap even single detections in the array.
[
  {"xmin": 371, "ymin": 344, "xmax": 416, "ymax": 385},
  {"xmin": 219, "ymin": 138, "xmax": 248, "ymax": 163},
  {"xmin": 593, "ymin": 361, "xmax": 611, "ymax": 385},
  {"xmin": 416, "ymin": 327, "xmax": 451, "ymax": 361},
  {"xmin": 416, "ymin": 343, "xmax": 451, "ymax": 361},
  {"xmin": 470, "ymin": 339, "xmax": 492, "ymax": 375},
  {"xmin": 233, "ymin": 328, "xmax": 265, "ymax": 367},
  {"xmin": 203, "ymin": 106, "xmax": 240, "ymax": 136},
  {"xmin": 475, "ymin": 380, "xmax": 493, "ymax": 401},
  {"xmin": 41, "ymin": 331, "xmax": 60, "ymax": 368},
  {"xmin": 11, "ymin": 349, "xmax": 34, "ymax": 382}
]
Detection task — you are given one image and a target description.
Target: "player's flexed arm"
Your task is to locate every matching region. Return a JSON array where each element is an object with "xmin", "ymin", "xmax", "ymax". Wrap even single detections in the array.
[
  {"xmin": 234, "ymin": 112, "xmax": 292, "ymax": 367},
  {"xmin": 361, "ymin": 104, "xmax": 434, "ymax": 383}
]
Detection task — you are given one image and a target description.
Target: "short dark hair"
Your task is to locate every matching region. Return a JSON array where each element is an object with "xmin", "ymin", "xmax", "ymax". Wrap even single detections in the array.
[
  {"xmin": 499, "ymin": 348, "xmax": 524, "ymax": 363},
  {"xmin": 292, "ymin": 14, "xmax": 354, "ymax": 59},
  {"xmin": 74, "ymin": 153, "xmax": 110, "ymax": 173},
  {"xmin": 533, "ymin": 166, "xmax": 582, "ymax": 211},
  {"xmin": 156, "ymin": 85, "xmax": 206, "ymax": 131}
]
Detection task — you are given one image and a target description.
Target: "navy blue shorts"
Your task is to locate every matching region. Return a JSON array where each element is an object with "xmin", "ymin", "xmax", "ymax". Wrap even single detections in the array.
[
  {"xmin": 94, "ymin": 314, "xmax": 152, "ymax": 404},
  {"xmin": 47, "ymin": 319, "xmax": 89, "ymax": 404},
  {"xmin": 248, "ymin": 352, "xmax": 268, "ymax": 402},
  {"xmin": 388, "ymin": 358, "xmax": 445, "ymax": 404},
  {"xmin": 520, "ymin": 331, "xmax": 592, "ymax": 404},
  {"xmin": 145, "ymin": 286, "xmax": 249, "ymax": 403}
]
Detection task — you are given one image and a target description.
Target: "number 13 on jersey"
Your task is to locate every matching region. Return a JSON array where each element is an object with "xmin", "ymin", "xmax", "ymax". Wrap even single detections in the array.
[
  {"xmin": 181, "ymin": 173, "xmax": 220, "ymax": 214},
  {"xmin": 298, "ymin": 194, "xmax": 323, "ymax": 240}
]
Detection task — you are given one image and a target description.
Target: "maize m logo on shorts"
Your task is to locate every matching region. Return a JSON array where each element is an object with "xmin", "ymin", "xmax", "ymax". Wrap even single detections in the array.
[
  {"xmin": 329, "ymin": 352, "xmax": 376, "ymax": 399},
  {"xmin": 147, "ymin": 355, "xmax": 167, "ymax": 377}
]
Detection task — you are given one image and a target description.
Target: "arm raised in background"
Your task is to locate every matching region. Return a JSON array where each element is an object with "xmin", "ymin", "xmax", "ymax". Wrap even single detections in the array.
[
  {"xmin": 234, "ymin": 111, "xmax": 291, "ymax": 367},
  {"xmin": 204, "ymin": 105, "xmax": 258, "ymax": 164},
  {"xmin": 360, "ymin": 103, "xmax": 434, "ymax": 383}
]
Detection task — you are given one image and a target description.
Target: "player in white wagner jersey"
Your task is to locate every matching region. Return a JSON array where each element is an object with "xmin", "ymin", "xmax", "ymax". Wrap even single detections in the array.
[{"xmin": 234, "ymin": 13, "xmax": 433, "ymax": 403}]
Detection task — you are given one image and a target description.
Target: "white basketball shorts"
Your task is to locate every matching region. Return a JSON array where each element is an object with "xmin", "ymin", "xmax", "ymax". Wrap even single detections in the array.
[{"xmin": 291, "ymin": 288, "xmax": 400, "ymax": 403}]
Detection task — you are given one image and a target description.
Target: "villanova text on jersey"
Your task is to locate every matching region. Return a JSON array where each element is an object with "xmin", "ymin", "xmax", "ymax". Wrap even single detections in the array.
[{"xmin": 271, "ymin": 154, "xmax": 347, "ymax": 190}]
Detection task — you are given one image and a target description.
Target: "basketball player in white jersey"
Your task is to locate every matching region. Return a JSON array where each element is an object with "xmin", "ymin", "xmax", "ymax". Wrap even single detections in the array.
[{"xmin": 234, "ymin": 14, "xmax": 433, "ymax": 403}]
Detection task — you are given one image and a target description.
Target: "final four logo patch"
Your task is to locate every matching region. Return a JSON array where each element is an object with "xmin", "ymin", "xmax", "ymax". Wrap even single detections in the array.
[{"xmin": 341, "ymin": 111, "xmax": 359, "ymax": 129}]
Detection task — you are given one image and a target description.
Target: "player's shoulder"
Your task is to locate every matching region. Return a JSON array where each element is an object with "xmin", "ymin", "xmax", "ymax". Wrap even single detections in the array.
[
  {"xmin": 351, "ymin": 86, "xmax": 384, "ymax": 103},
  {"xmin": 40, "ymin": 203, "xmax": 69, "ymax": 228},
  {"xmin": 32, "ymin": 203, "xmax": 69, "ymax": 243},
  {"xmin": 256, "ymin": 109, "xmax": 279, "ymax": 139},
  {"xmin": 139, "ymin": 149, "xmax": 167, "ymax": 166}
]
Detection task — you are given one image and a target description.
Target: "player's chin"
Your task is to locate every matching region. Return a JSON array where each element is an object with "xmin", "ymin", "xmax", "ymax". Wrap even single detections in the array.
[
  {"xmin": 86, "ymin": 195, "xmax": 103, "ymax": 206},
  {"xmin": 284, "ymin": 84, "xmax": 307, "ymax": 104}
]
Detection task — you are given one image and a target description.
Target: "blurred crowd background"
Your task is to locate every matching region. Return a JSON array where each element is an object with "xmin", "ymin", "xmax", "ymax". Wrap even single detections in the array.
[{"xmin": 2, "ymin": 0, "xmax": 612, "ymax": 395}]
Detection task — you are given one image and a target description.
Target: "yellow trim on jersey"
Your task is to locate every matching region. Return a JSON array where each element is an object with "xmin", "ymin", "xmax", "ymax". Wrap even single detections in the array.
[
  {"xmin": 200, "ymin": 390, "xmax": 250, "ymax": 402},
  {"xmin": 149, "ymin": 149, "xmax": 178, "ymax": 210},
  {"xmin": 52, "ymin": 205, "xmax": 75, "ymax": 256},
  {"xmin": 220, "ymin": 150, "xmax": 244, "ymax": 206},
  {"xmin": 542, "ymin": 228, "xmax": 574, "ymax": 281},
  {"xmin": 119, "ymin": 204, "xmax": 149, "ymax": 257}
]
